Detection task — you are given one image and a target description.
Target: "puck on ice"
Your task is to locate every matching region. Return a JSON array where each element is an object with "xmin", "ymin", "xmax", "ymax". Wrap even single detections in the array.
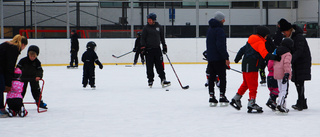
[{"xmin": 166, "ymin": 89, "xmax": 169, "ymax": 91}]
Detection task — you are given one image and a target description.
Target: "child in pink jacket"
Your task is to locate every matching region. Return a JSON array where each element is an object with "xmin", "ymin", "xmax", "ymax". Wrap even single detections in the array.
[
  {"xmin": 6, "ymin": 68, "xmax": 28, "ymax": 117},
  {"xmin": 273, "ymin": 38, "xmax": 293, "ymax": 113}
]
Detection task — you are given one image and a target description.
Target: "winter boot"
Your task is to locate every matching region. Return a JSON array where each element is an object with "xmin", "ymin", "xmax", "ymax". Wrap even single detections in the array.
[
  {"xmin": 266, "ymin": 94, "xmax": 278, "ymax": 111},
  {"xmin": 161, "ymin": 80, "xmax": 171, "ymax": 88},
  {"xmin": 209, "ymin": 92, "xmax": 218, "ymax": 107},
  {"xmin": 0, "ymin": 108, "xmax": 9, "ymax": 118},
  {"xmin": 247, "ymin": 99, "xmax": 263, "ymax": 113},
  {"xmin": 219, "ymin": 94, "xmax": 229, "ymax": 106},
  {"xmin": 292, "ymin": 99, "xmax": 308, "ymax": 111},
  {"xmin": 18, "ymin": 106, "xmax": 28, "ymax": 117},
  {"xmin": 230, "ymin": 93, "xmax": 242, "ymax": 110},
  {"xmin": 7, "ymin": 108, "xmax": 16, "ymax": 117}
]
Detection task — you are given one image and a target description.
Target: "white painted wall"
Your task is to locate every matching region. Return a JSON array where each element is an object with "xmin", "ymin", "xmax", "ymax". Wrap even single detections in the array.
[{"xmin": 1, "ymin": 38, "xmax": 319, "ymax": 65}]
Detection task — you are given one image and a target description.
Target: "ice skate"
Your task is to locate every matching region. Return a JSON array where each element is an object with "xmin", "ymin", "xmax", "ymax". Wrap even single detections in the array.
[
  {"xmin": 18, "ymin": 106, "xmax": 28, "ymax": 117},
  {"xmin": 209, "ymin": 95, "xmax": 218, "ymax": 107},
  {"xmin": 37, "ymin": 101, "xmax": 48, "ymax": 109},
  {"xmin": 260, "ymin": 79, "xmax": 266, "ymax": 86},
  {"xmin": 247, "ymin": 99, "xmax": 263, "ymax": 113},
  {"xmin": 161, "ymin": 80, "xmax": 171, "ymax": 88},
  {"xmin": 219, "ymin": 94, "xmax": 229, "ymax": 107},
  {"xmin": 7, "ymin": 108, "xmax": 16, "ymax": 117},
  {"xmin": 230, "ymin": 93, "xmax": 242, "ymax": 110},
  {"xmin": 276, "ymin": 105, "xmax": 289, "ymax": 113},
  {"xmin": 91, "ymin": 85, "xmax": 96, "ymax": 89},
  {"xmin": 266, "ymin": 98, "xmax": 277, "ymax": 111},
  {"xmin": 148, "ymin": 81, "xmax": 153, "ymax": 88},
  {"xmin": 67, "ymin": 65, "xmax": 78, "ymax": 69}
]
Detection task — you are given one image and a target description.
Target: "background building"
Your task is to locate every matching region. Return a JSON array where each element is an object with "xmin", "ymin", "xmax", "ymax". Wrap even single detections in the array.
[{"xmin": 0, "ymin": 0, "xmax": 319, "ymax": 38}]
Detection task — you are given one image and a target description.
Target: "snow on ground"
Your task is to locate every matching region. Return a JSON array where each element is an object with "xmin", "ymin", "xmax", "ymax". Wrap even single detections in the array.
[{"xmin": 0, "ymin": 64, "xmax": 319, "ymax": 137}]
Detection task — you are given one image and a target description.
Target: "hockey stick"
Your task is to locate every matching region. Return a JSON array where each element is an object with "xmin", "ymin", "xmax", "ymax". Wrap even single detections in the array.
[
  {"xmin": 229, "ymin": 68, "xmax": 242, "ymax": 74},
  {"xmin": 164, "ymin": 54, "xmax": 189, "ymax": 89},
  {"xmin": 112, "ymin": 51, "xmax": 133, "ymax": 58}
]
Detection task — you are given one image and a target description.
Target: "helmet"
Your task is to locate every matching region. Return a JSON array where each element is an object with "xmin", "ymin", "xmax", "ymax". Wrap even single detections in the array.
[
  {"xmin": 14, "ymin": 68, "xmax": 22, "ymax": 79},
  {"xmin": 86, "ymin": 41, "xmax": 96, "ymax": 49},
  {"xmin": 137, "ymin": 31, "xmax": 142, "ymax": 36},
  {"xmin": 256, "ymin": 26, "xmax": 270, "ymax": 38},
  {"xmin": 147, "ymin": 13, "xmax": 157, "ymax": 21},
  {"xmin": 28, "ymin": 45, "xmax": 40, "ymax": 56},
  {"xmin": 281, "ymin": 38, "xmax": 294, "ymax": 51}
]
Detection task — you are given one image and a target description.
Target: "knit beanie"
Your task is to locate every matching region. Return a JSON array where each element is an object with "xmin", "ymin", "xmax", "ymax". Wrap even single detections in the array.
[
  {"xmin": 256, "ymin": 26, "xmax": 270, "ymax": 38},
  {"xmin": 279, "ymin": 18, "xmax": 292, "ymax": 31},
  {"xmin": 214, "ymin": 11, "xmax": 225, "ymax": 22},
  {"xmin": 28, "ymin": 45, "xmax": 40, "ymax": 56}
]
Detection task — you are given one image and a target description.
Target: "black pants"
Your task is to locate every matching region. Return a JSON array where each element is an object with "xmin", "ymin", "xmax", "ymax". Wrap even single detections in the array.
[
  {"xmin": 83, "ymin": 67, "xmax": 95, "ymax": 86},
  {"xmin": 294, "ymin": 80, "xmax": 305, "ymax": 100},
  {"xmin": 145, "ymin": 48, "xmax": 165, "ymax": 82},
  {"xmin": 7, "ymin": 98, "xmax": 23, "ymax": 112},
  {"xmin": 208, "ymin": 60, "xmax": 226, "ymax": 96},
  {"xmin": 70, "ymin": 51, "xmax": 78, "ymax": 66},
  {"xmin": 22, "ymin": 81, "xmax": 41, "ymax": 102},
  {"xmin": 134, "ymin": 49, "xmax": 145, "ymax": 63}
]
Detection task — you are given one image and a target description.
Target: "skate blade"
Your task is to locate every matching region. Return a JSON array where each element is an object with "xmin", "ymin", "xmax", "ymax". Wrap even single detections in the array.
[
  {"xmin": 266, "ymin": 105, "xmax": 277, "ymax": 111},
  {"xmin": 220, "ymin": 102, "xmax": 229, "ymax": 107},
  {"xmin": 275, "ymin": 111, "xmax": 289, "ymax": 115},
  {"xmin": 162, "ymin": 84, "xmax": 171, "ymax": 88},
  {"xmin": 209, "ymin": 103, "xmax": 218, "ymax": 107},
  {"xmin": 260, "ymin": 83, "xmax": 266, "ymax": 86},
  {"xmin": 230, "ymin": 102, "xmax": 241, "ymax": 110},
  {"xmin": 247, "ymin": 109, "xmax": 263, "ymax": 113}
]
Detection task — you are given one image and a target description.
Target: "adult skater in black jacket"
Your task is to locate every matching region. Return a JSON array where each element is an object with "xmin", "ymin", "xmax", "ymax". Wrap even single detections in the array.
[
  {"xmin": 140, "ymin": 13, "xmax": 170, "ymax": 88},
  {"xmin": 81, "ymin": 41, "xmax": 103, "ymax": 89},
  {"xmin": 279, "ymin": 18, "xmax": 312, "ymax": 111},
  {"xmin": 17, "ymin": 45, "xmax": 47, "ymax": 109},
  {"xmin": 68, "ymin": 30, "xmax": 79, "ymax": 68}
]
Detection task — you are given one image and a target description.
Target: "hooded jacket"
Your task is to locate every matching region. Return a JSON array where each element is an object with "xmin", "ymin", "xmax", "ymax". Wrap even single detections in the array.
[
  {"xmin": 206, "ymin": 19, "xmax": 229, "ymax": 62},
  {"xmin": 71, "ymin": 33, "xmax": 79, "ymax": 52},
  {"xmin": 273, "ymin": 46, "xmax": 292, "ymax": 80},
  {"xmin": 17, "ymin": 56, "xmax": 43, "ymax": 81},
  {"xmin": 290, "ymin": 25, "xmax": 312, "ymax": 82},
  {"xmin": 235, "ymin": 34, "xmax": 275, "ymax": 72}
]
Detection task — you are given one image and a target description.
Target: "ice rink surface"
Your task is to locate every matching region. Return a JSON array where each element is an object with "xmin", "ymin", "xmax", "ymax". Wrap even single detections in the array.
[{"xmin": 1, "ymin": 64, "xmax": 319, "ymax": 137}]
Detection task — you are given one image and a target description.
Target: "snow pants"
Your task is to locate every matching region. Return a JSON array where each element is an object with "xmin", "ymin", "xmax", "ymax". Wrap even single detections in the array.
[
  {"xmin": 277, "ymin": 79, "xmax": 289, "ymax": 107},
  {"xmin": 145, "ymin": 48, "xmax": 165, "ymax": 82},
  {"xmin": 22, "ymin": 80, "xmax": 41, "ymax": 103},
  {"xmin": 82, "ymin": 67, "xmax": 95, "ymax": 86},
  {"xmin": 237, "ymin": 72, "xmax": 258, "ymax": 99},
  {"xmin": 207, "ymin": 60, "xmax": 226, "ymax": 95}
]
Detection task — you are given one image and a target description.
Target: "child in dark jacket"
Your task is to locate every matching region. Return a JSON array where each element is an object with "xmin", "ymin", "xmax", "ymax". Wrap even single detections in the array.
[
  {"xmin": 17, "ymin": 45, "xmax": 47, "ymax": 109},
  {"xmin": 6, "ymin": 67, "xmax": 28, "ymax": 117},
  {"xmin": 82, "ymin": 41, "xmax": 103, "ymax": 89},
  {"xmin": 230, "ymin": 26, "xmax": 280, "ymax": 113}
]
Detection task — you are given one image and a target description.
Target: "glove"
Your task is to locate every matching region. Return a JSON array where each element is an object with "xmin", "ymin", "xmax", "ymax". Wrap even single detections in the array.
[
  {"xmin": 132, "ymin": 48, "xmax": 137, "ymax": 52},
  {"xmin": 140, "ymin": 46, "xmax": 146, "ymax": 55},
  {"xmin": 99, "ymin": 64, "xmax": 103, "ymax": 69},
  {"xmin": 162, "ymin": 44, "xmax": 167, "ymax": 54},
  {"xmin": 282, "ymin": 73, "xmax": 289, "ymax": 84},
  {"xmin": 226, "ymin": 65, "xmax": 230, "ymax": 70}
]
